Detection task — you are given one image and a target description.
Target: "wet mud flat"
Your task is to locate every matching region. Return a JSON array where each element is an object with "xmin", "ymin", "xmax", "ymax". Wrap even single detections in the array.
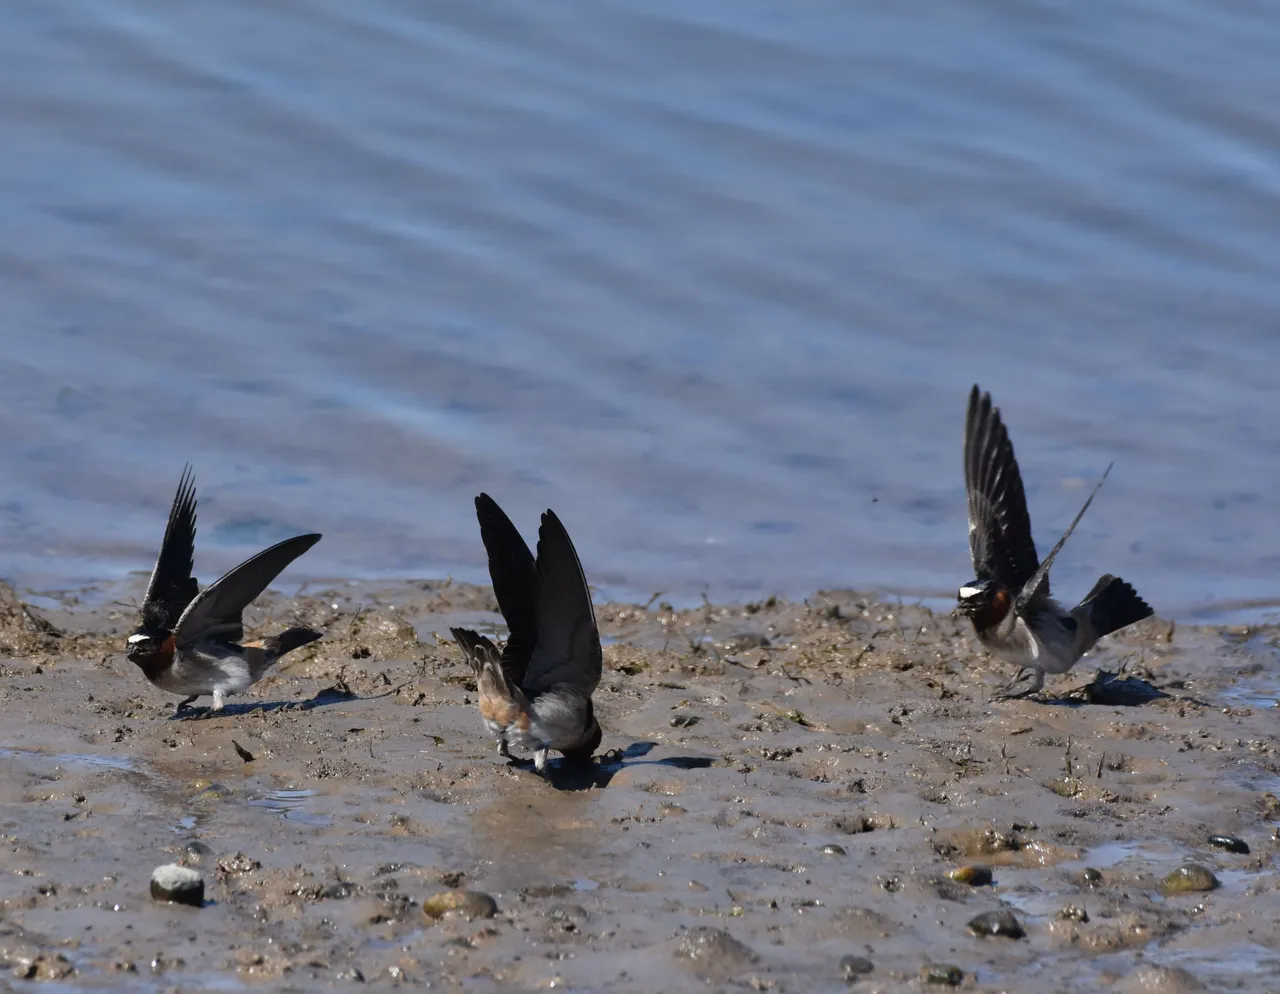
[{"xmin": 0, "ymin": 580, "xmax": 1278, "ymax": 992}]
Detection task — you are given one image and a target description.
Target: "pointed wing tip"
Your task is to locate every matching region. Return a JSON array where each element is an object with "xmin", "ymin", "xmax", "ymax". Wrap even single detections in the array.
[{"xmin": 475, "ymin": 492, "xmax": 508, "ymax": 525}]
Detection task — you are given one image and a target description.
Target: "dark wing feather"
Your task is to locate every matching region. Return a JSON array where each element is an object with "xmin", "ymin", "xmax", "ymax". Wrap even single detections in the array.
[
  {"xmin": 523, "ymin": 509, "xmax": 602, "ymax": 698},
  {"xmin": 964, "ymin": 386, "xmax": 1041, "ymax": 592},
  {"xmin": 174, "ymin": 533, "xmax": 321, "ymax": 647},
  {"xmin": 475, "ymin": 493, "xmax": 538, "ymax": 687},
  {"xmin": 141, "ymin": 465, "xmax": 200, "ymax": 630}
]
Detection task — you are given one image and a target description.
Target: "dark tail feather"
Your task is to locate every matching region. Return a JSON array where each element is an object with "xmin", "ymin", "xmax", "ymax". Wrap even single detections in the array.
[
  {"xmin": 263, "ymin": 627, "xmax": 324, "ymax": 658},
  {"xmin": 450, "ymin": 627, "xmax": 502, "ymax": 678},
  {"xmin": 1078, "ymin": 575, "xmax": 1153, "ymax": 639}
]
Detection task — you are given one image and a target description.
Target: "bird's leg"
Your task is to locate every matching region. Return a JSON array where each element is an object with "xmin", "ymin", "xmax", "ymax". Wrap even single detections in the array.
[
  {"xmin": 174, "ymin": 695, "xmax": 199, "ymax": 716},
  {"xmin": 497, "ymin": 737, "xmax": 511, "ymax": 760},
  {"xmin": 212, "ymin": 689, "xmax": 226, "ymax": 711},
  {"xmin": 534, "ymin": 747, "xmax": 549, "ymax": 772},
  {"xmin": 993, "ymin": 667, "xmax": 1044, "ymax": 700}
]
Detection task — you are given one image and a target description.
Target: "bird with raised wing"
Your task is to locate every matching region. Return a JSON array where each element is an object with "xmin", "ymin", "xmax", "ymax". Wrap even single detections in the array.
[
  {"xmin": 126, "ymin": 466, "xmax": 324, "ymax": 713},
  {"xmin": 954, "ymin": 386, "xmax": 1153, "ymax": 698},
  {"xmin": 451, "ymin": 494, "xmax": 602, "ymax": 771}
]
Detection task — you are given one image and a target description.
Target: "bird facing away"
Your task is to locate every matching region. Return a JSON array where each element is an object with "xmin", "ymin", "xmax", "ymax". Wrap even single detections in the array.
[
  {"xmin": 451, "ymin": 494, "xmax": 602, "ymax": 771},
  {"xmin": 954, "ymin": 386, "xmax": 1153, "ymax": 698},
  {"xmin": 126, "ymin": 466, "xmax": 324, "ymax": 713}
]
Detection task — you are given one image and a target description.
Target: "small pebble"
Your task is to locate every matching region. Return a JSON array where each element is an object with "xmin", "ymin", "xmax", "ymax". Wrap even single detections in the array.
[
  {"xmin": 839, "ymin": 954, "xmax": 873, "ymax": 980},
  {"xmin": 1081, "ymin": 867, "xmax": 1103, "ymax": 886},
  {"xmin": 1160, "ymin": 865, "xmax": 1219, "ymax": 894},
  {"xmin": 1059, "ymin": 904, "xmax": 1089, "ymax": 922},
  {"xmin": 947, "ymin": 865, "xmax": 993, "ymax": 886},
  {"xmin": 922, "ymin": 963, "xmax": 964, "ymax": 986},
  {"xmin": 422, "ymin": 889, "xmax": 497, "ymax": 921},
  {"xmin": 182, "ymin": 841, "xmax": 213, "ymax": 865},
  {"xmin": 669, "ymin": 715, "xmax": 700, "ymax": 728},
  {"xmin": 150, "ymin": 864, "xmax": 204, "ymax": 907},
  {"xmin": 966, "ymin": 909, "xmax": 1025, "ymax": 939},
  {"xmin": 1207, "ymin": 834, "xmax": 1249, "ymax": 854},
  {"xmin": 822, "ymin": 844, "xmax": 847, "ymax": 857}
]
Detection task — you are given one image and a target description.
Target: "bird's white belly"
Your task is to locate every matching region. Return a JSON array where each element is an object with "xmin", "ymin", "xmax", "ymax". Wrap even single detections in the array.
[{"xmin": 154, "ymin": 648, "xmax": 252, "ymax": 696}]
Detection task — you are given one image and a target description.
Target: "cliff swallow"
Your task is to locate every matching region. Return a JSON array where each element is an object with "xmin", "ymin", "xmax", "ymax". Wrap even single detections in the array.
[
  {"xmin": 955, "ymin": 386, "xmax": 1153, "ymax": 698},
  {"xmin": 451, "ymin": 494, "xmax": 602, "ymax": 771},
  {"xmin": 126, "ymin": 466, "xmax": 324, "ymax": 713}
]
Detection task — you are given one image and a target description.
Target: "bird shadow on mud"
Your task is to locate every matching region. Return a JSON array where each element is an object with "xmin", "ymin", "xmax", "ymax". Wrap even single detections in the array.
[
  {"xmin": 168, "ymin": 682, "xmax": 367, "ymax": 721},
  {"xmin": 1041, "ymin": 669, "xmax": 1173, "ymax": 708},
  {"xmin": 516, "ymin": 741, "xmax": 716, "ymax": 792}
]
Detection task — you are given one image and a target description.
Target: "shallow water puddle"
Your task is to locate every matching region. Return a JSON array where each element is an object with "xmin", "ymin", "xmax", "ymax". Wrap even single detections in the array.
[
  {"xmin": 246, "ymin": 787, "xmax": 332, "ymax": 827},
  {"xmin": 0, "ymin": 747, "xmax": 136, "ymax": 773},
  {"xmin": 1223, "ymin": 680, "xmax": 1280, "ymax": 709}
]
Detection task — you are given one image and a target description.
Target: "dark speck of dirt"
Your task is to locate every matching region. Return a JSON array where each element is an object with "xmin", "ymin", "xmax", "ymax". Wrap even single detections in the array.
[
  {"xmin": 966, "ymin": 909, "xmax": 1025, "ymax": 939},
  {"xmin": 669, "ymin": 714, "xmax": 700, "ymax": 728},
  {"xmin": 217, "ymin": 852, "xmax": 261, "ymax": 875},
  {"xmin": 1207, "ymin": 834, "xmax": 1249, "ymax": 854},
  {"xmin": 840, "ymin": 954, "xmax": 873, "ymax": 980},
  {"xmin": 923, "ymin": 963, "xmax": 965, "ymax": 986}
]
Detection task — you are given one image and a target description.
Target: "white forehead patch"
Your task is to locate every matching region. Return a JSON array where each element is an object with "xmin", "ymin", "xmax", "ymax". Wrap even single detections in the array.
[
  {"xmin": 958, "ymin": 585, "xmax": 985, "ymax": 600},
  {"xmin": 127, "ymin": 633, "xmax": 150, "ymax": 644}
]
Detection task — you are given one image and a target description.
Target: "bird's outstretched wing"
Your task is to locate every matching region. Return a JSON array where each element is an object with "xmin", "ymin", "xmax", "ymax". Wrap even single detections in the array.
[
  {"xmin": 1015, "ymin": 464, "xmax": 1112, "ymax": 612},
  {"xmin": 475, "ymin": 493, "xmax": 538, "ymax": 686},
  {"xmin": 522, "ymin": 510, "xmax": 601, "ymax": 699},
  {"xmin": 965, "ymin": 386, "xmax": 1040, "ymax": 592},
  {"xmin": 174, "ymin": 533, "xmax": 321, "ymax": 647},
  {"xmin": 141, "ymin": 465, "xmax": 200, "ymax": 630}
]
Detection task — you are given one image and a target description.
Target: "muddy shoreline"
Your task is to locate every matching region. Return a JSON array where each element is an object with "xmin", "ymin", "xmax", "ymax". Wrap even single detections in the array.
[{"xmin": 0, "ymin": 578, "xmax": 1277, "ymax": 992}]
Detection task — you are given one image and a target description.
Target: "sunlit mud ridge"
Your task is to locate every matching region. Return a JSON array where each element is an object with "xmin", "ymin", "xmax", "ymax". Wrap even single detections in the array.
[{"xmin": 1, "ymin": 579, "xmax": 1277, "ymax": 991}]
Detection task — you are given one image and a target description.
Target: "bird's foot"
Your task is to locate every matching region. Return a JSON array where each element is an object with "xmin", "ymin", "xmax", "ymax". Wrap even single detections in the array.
[
  {"xmin": 497, "ymin": 739, "xmax": 512, "ymax": 760},
  {"xmin": 534, "ymin": 748, "xmax": 549, "ymax": 772},
  {"xmin": 174, "ymin": 695, "xmax": 199, "ymax": 716},
  {"xmin": 992, "ymin": 669, "xmax": 1045, "ymax": 701},
  {"xmin": 211, "ymin": 689, "xmax": 226, "ymax": 711}
]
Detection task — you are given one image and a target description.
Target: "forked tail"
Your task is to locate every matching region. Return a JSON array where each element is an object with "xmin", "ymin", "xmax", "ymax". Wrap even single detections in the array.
[
  {"xmin": 450, "ymin": 628, "xmax": 509, "ymax": 687},
  {"xmin": 1077, "ymin": 574, "xmax": 1153, "ymax": 640},
  {"xmin": 262, "ymin": 626, "xmax": 324, "ymax": 658}
]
